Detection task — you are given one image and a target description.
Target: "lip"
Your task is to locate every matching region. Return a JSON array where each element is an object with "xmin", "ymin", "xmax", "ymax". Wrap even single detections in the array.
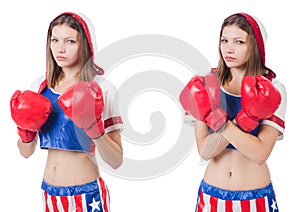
[
  {"xmin": 56, "ymin": 56, "xmax": 67, "ymax": 61},
  {"xmin": 224, "ymin": 56, "xmax": 236, "ymax": 62}
]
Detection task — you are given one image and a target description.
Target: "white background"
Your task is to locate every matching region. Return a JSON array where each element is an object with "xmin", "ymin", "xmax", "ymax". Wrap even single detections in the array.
[{"xmin": 1, "ymin": 0, "xmax": 299, "ymax": 211}]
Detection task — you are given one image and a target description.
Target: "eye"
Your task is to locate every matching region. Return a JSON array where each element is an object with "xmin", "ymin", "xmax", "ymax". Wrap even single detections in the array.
[
  {"xmin": 51, "ymin": 38, "xmax": 58, "ymax": 43},
  {"xmin": 221, "ymin": 39, "xmax": 228, "ymax": 43},
  {"xmin": 67, "ymin": 39, "xmax": 76, "ymax": 44},
  {"xmin": 236, "ymin": 40, "xmax": 245, "ymax": 45}
]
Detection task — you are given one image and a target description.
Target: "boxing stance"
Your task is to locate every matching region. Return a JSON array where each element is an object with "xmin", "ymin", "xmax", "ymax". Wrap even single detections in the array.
[
  {"xmin": 180, "ymin": 13, "xmax": 286, "ymax": 211},
  {"xmin": 10, "ymin": 12, "xmax": 123, "ymax": 212}
]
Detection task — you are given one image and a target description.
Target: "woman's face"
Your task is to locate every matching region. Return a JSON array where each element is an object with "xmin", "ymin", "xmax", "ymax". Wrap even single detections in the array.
[
  {"xmin": 50, "ymin": 24, "xmax": 80, "ymax": 70},
  {"xmin": 220, "ymin": 25, "xmax": 249, "ymax": 70}
]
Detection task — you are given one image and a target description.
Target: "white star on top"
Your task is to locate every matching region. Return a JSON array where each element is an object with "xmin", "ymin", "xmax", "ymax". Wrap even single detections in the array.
[
  {"xmin": 89, "ymin": 198, "xmax": 101, "ymax": 212},
  {"xmin": 271, "ymin": 199, "xmax": 277, "ymax": 212}
]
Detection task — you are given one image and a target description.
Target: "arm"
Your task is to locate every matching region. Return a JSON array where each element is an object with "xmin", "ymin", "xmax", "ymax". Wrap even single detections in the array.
[
  {"xmin": 222, "ymin": 76, "xmax": 285, "ymax": 164},
  {"xmin": 10, "ymin": 90, "xmax": 51, "ymax": 158},
  {"xmin": 194, "ymin": 120, "xmax": 229, "ymax": 161},
  {"xmin": 58, "ymin": 81, "xmax": 124, "ymax": 169},
  {"xmin": 180, "ymin": 73, "xmax": 229, "ymax": 160},
  {"xmin": 17, "ymin": 137, "xmax": 38, "ymax": 158},
  {"xmin": 195, "ymin": 118, "xmax": 279, "ymax": 164},
  {"xmin": 192, "ymin": 76, "xmax": 285, "ymax": 163},
  {"xmin": 221, "ymin": 120, "xmax": 278, "ymax": 165},
  {"xmin": 93, "ymin": 129, "xmax": 123, "ymax": 169}
]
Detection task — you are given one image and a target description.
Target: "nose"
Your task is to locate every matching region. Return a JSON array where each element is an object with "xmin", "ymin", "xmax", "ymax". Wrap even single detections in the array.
[
  {"xmin": 57, "ymin": 42, "xmax": 66, "ymax": 53},
  {"xmin": 226, "ymin": 42, "xmax": 234, "ymax": 53}
]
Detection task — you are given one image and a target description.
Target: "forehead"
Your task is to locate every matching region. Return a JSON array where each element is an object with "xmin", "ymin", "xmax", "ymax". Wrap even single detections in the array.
[
  {"xmin": 51, "ymin": 24, "xmax": 78, "ymax": 38},
  {"xmin": 222, "ymin": 25, "xmax": 248, "ymax": 39}
]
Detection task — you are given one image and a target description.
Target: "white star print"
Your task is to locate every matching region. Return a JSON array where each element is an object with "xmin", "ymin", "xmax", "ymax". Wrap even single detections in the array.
[
  {"xmin": 271, "ymin": 199, "xmax": 277, "ymax": 212},
  {"xmin": 89, "ymin": 198, "xmax": 101, "ymax": 212}
]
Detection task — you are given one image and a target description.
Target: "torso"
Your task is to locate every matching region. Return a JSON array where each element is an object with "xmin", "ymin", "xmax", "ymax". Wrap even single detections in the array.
[
  {"xmin": 42, "ymin": 74, "xmax": 100, "ymax": 187},
  {"xmin": 35, "ymin": 74, "xmax": 123, "ymax": 187},
  {"xmin": 43, "ymin": 149, "xmax": 100, "ymax": 186},
  {"xmin": 204, "ymin": 149, "xmax": 271, "ymax": 190},
  {"xmin": 203, "ymin": 82, "xmax": 271, "ymax": 190}
]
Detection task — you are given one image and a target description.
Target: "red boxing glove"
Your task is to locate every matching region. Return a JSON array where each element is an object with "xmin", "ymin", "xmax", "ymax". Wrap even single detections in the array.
[
  {"xmin": 10, "ymin": 90, "xmax": 52, "ymax": 142},
  {"xmin": 236, "ymin": 76, "xmax": 281, "ymax": 132},
  {"xmin": 179, "ymin": 73, "xmax": 227, "ymax": 131},
  {"xmin": 58, "ymin": 81, "xmax": 105, "ymax": 139}
]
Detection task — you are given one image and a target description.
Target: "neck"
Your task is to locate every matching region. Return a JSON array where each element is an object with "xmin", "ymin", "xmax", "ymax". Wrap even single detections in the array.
[
  {"xmin": 230, "ymin": 67, "xmax": 246, "ymax": 83},
  {"xmin": 223, "ymin": 68, "xmax": 246, "ymax": 95},
  {"xmin": 61, "ymin": 67, "xmax": 80, "ymax": 81}
]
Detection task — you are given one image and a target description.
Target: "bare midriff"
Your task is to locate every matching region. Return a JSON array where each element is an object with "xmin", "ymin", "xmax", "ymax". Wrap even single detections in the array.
[
  {"xmin": 43, "ymin": 148, "xmax": 100, "ymax": 186},
  {"xmin": 204, "ymin": 148, "xmax": 271, "ymax": 190}
]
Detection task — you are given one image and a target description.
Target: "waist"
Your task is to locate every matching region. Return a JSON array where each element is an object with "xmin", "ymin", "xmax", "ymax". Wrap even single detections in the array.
[
  {"xmin": 204, "ymin": 149, "xmax": 271, "ymax": 190},
  {"xmin": 199, "ymin": 180, "xmax": 275, "ymax": 200},
  {"xmin": 43, "ymin": 149, "xmax": 100, "ymax": 186},
  {"xmin": 41, "ymin": 177, "xmax": 106, "ymax": 196}
]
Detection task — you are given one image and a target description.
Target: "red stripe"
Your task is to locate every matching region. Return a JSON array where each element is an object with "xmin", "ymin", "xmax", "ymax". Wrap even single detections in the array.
[
  {"xmin": 268, "ymin": 115, "xmax": 285, "ymax": 129},
  {"xmin": 225, "ymin": 199, "xmax": 232, "ymax": 212},
  {"xmin": 51, "ymin": 195, "xmax": 59, "ymax": 212},
  {"xmin": 60, "ymin": 196, "xmax": 69, "ymax": 211},
  {"xmin": 210, "ymin": 196, "xmax": 218, "ymax": 212},
  {"xmin": 99, "ymin": 178, "xmax": 109, "ymax": 212},
  {"xmin": 241, "ymin": 200, "xmax": 250, "ymax": 212},
  {"xmin": 255, "ymin": 197, "xmax": 266, "ymax": 211},
  {"xmin": 44, "ymin": 191, "xmax": 50, "ymax": 212},
  {"xmin": 104, "ymin": 116, "xmax": 123, "ymax": 129},
  {"xmin": 196, "ymin": 190, "xmax": 204, "ymax": 212},
  {"xmin": 74, "ymin": 194, "xmax": 83, "ymax": 212}
]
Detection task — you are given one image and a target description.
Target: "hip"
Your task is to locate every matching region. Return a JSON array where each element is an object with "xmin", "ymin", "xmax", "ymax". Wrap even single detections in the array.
[
  {"xmin": 41, "ymin": 177, "xmax": 111, "ymax": 212},
  {"xmin": 195, "ymin": 180, "xmax": 278, "ymax": 212}
]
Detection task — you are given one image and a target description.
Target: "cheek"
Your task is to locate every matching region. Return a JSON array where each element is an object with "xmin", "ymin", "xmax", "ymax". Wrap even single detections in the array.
[
  {"xmin": 237, "ymin": 47, "xmax": 249, "ymax": 60},
  {"xmin": 69, "ymin": 47, "xmax": 80, "ymax": 59},
  {"xmin": 50, "ymin": 48, "xmax": 57, "ymax": 60},
  {"xmin": 50, "ymin": 44, "xmax": 55, "ymax": 54},
  {"xmin": 244, "ymin": 48, "xmax": 250, "ymax": 61},
  {"xmin": 219, "ymin": 45, "xmax": 226, "ymax": 56}
]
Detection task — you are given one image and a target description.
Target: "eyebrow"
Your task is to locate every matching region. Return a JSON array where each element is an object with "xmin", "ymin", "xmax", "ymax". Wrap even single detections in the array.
[
  {"xmin": 51, "ymin": 35, "xmax": 77, "ymax": 40},
  {"xmin": 221, "ymin": 35, "xmax": 246, "ymax": 40}
]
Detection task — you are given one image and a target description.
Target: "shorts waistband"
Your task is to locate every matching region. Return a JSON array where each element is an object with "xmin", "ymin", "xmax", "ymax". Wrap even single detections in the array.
[
  {"xmin": 200, "ymin": 180, "xmax": 275, "ymax": 200},
  {"xmin": 41, "ymin": 178, "xmax": 103, "ymax": 196}
]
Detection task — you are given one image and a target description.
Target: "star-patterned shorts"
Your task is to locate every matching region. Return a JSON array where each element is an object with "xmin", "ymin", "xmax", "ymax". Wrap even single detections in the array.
[
  {"xmin": 195, "ymin": 180, "xmax": 279, "ymax": 212},
  {"xmin": 41, "ymin": 177, "xmax": 110, "ymax": 212}
]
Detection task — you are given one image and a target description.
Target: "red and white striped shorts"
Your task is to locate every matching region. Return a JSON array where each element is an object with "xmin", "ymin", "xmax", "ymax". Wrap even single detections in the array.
[
  {"xmin": 195, "ymin": 180, "xmax": 279, "ymax": 212},
  {"xmin": 41, "ymin": 177, "xmax": 110, "ymax": 212}
]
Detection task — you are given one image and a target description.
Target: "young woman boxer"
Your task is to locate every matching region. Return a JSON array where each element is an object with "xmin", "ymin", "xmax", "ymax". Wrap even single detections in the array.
[
  {"xmin": 10, "ymin": 12, "xmax": 123, "ymax": 212},
  {"xmin": 180, "ymin": 13, "xmax": 287, "ymax": 211}
]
